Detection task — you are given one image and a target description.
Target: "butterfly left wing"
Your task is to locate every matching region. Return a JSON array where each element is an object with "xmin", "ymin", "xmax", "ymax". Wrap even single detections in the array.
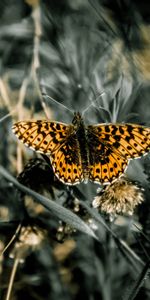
[
  {"xmin": 12, "ymin": 120, "xmax": 72, "ymax": 153},
  {"xmin": 87, "ymin": 123, "xmax": 150, "ymax": 184},
  {"xmin": 12, "ymin": 120, "xmax": 83, "ymax": 185},
  {"xmin": 50, "ymin": 133, "xmax": 84, "ymax": 185}
]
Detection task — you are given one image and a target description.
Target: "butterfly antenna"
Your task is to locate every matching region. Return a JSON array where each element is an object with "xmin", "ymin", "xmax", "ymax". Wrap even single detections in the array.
[
  {"xmin": 82, "ymin": 91, "xmax": 107, "ymax": 115},
  {"xmin": 42, "ymin": 93, "xmax": 74, "ymax": 115}
]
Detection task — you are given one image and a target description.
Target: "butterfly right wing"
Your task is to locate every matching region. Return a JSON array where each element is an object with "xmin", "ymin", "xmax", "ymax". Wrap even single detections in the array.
[
  {"xmin": 88, "ymin": 123, "xmax": 150, "ymax": 159},
  {"xmin": 12, "ymin": 120, "xmax": 83, "ymax": 185},
  {"xmin": 87, "ymin": 126, "xmax": 128, "ymax": 184},
  {"xmin": 87, "ymin": 122, "xmax": 150, "ymax": 184}
]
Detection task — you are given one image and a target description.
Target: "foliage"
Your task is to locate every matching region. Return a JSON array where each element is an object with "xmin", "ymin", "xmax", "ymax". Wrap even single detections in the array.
[{"xmin": 0, "ymin": 1, "xmax": 150, "ymax": 299}]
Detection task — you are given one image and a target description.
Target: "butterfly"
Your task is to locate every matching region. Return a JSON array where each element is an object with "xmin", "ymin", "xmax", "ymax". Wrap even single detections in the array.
[{"xmin": 12, "ymin": 112, "xmax": 150, "ymax": 185}]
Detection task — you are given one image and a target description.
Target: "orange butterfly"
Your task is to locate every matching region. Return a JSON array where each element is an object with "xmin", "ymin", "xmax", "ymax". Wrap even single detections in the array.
[{"xmin": 12, "ymin": 112, "xmax": 150, "ymax": 185}]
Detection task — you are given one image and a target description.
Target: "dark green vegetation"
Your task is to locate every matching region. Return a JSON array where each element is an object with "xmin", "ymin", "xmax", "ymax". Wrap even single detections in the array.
[{"xmin": 0, "ymin": 1, "xmax": 150, "ymax": 299}]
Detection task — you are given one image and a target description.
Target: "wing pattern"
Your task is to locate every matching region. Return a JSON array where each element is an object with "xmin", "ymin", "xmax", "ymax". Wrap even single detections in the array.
[
  {"xmin": 87, "ymin": 123, "xmax": 150, "ymax": 184},
  {"xmin": 12, "ymin": 118, "xmax": 150, "ymax": 185},
  {"xmin": 12, "ymin": 120, "xmax": 83, "ymax": 184}
]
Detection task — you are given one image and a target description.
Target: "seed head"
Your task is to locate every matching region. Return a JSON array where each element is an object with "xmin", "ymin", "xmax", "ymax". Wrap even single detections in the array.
[{"xmin": 93, "ymin": 177, "xmax": 144, "ymax": 215}]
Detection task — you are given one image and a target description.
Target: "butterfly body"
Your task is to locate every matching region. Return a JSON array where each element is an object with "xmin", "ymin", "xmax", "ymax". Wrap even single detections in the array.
[
  {"xmin": 72, "ymin": 112, "xmax": 90, "ymax": 181},
  {"xmin": 12, "ymin": 113, "xmax": 150, "ymax": 185}
]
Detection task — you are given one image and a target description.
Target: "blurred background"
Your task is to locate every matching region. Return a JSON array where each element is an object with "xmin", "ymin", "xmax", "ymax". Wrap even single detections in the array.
[{"xmin": 0, "ymin": 0, "xmax": 150, "ymax": 299}]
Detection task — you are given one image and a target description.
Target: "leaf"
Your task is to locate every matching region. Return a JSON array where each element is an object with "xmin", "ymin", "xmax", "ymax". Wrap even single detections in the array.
[{"xmin": 0, "ymin": 166, "xmax": 97, "ymax": 240}]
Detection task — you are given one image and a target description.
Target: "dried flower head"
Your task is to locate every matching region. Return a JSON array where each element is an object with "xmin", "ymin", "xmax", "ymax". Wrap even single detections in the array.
[
  {"xmin": 93, "ymin": 177, "xmax": 144, "ymax": 215},
  {"xmin": 9, "ymin": 226, "xmax": 46, "ymax": 262}
]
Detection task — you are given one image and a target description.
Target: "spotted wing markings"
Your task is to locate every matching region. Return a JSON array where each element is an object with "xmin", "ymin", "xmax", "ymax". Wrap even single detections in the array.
[
  {"xmin": 89, "ymin": 123, "xmax": 150, "ymax": 184},
  {"xmin": 12, "ymin": 120, "xmax": 84, "ymax": 185},
  {"xmin": 88, "ymin": 124, "xmax": 150, "ymax": 158},
  {"xmin": 49, "ymin": 135, "xmax": 83, "ymax": 184},
  {"xmin": 12, "ymin": 118, "xmax": 150, "ymax": 185},
  {"xmin": 12, "ymin": 120, "xmax": 72, "ymax": 154},
  {"xmin": 87, "ymin": 130, "xmax": 128, "ymax": 184},
  {"xmin": 86, "ymin": 123, "xmax": 150, "ymax": 184}
]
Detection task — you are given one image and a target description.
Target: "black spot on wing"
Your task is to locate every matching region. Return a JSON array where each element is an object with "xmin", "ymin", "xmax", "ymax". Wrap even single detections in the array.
[
  {"xmin": 114, "ymin": 135, "xmax": 121, "ymax": 141},
  {"xmin": 119, "ymin": 127, "xmax": 124, "ymax": 134},
  {"xmin": 56, "ymin": 124, "xmax": 61, "ymax": 130},
  {"xmin": 105, "ymin": 126, "xmax": 110, "ymax": 133}
]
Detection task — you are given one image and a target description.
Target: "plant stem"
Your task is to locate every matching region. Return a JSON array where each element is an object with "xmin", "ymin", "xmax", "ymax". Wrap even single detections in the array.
[{"xmin": 5, "ymin": 257, "xmax": 20, "ymax": 300}]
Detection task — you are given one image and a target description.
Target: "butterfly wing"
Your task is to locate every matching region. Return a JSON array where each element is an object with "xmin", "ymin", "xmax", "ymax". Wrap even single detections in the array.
[
  {"xmin": 50, "ymin": 133, "xmax": 83, "ymax": 185},
  {"xmin": 12, "ymin": 120, "xmax": 71, "ymax": 153},
  {"xmin": 87, "ymin": 129, "xmax": 128, "ymax": 184},
  {"xmin": 12, "ymin": 120, "xmax": 83, "ymax": 185},
  {"xmin": 87, "ymin": 123, "xmax": 150, "ymax": 184},
  {"xmin": 88, "ymin": 123, "xmax": 150, "ymax": 158}
]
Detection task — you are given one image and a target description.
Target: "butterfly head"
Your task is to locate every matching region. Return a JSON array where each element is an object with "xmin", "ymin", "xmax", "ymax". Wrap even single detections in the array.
[{"xmin": 72, "ymin": 112, "xmax": 83, "ymax": 127}]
